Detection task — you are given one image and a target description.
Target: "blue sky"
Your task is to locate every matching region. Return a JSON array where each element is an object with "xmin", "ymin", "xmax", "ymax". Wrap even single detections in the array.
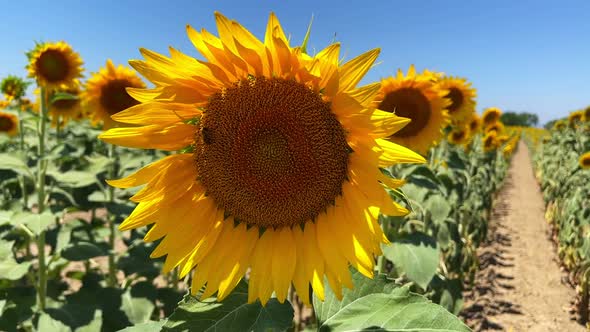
[{"xmin": 2, "ymin": 0, "xmax": 589, "ymax": 125}]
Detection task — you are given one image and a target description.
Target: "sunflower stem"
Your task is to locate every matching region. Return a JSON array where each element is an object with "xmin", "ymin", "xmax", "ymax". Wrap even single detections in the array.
[
  {"xmin": 106, "ymin": 143, "xmax": 118, "ymax": 287},
  {"xmin": 18, "ymin": 118, "xmax": 28, "ymax": 209},
  {"xmin": 36, "ymin": 87, "xmax": 48, "ymax": 311}
]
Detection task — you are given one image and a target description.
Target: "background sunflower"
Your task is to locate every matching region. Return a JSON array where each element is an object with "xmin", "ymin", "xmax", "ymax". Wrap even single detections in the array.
[
  {"xmin": 84, "ymin": 59, "xmax": 145, "ymax": 129},
  {"xmin": 373, "ymin": 65, "xmax": 450, "ymax": 155},
  {"xmin": 437, "ymin": 76, "xmax": 476, "ymax": 123},
  {"xmin": 27, "ymin": 41, "xmax": 83, "ymax": 90},
  {"xmin": 0, "ymin": 111, "xmax": 19, "ymax": 136}
]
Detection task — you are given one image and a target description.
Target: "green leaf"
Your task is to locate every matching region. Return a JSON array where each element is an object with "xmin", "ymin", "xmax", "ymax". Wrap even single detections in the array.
[
  {"xmin": 0, "ymin": 211, "xmax": 13, "ymax": 225},
  {"xmin": 0, "ymin": 153, "xmax": 33, "ymax": 178},
  {"xmin": 37, "ymin": 312, "xmax": 72, "ymax": 332},
  {"xmin": 164, "ymin": 280, "xmax": 293, "ymax": 332},
  {"xmin": 47, "ymin": 170, "xmax": 98, "ymax": 188},
  {"xmin": 61, "ymin": 242, "xmax": 107, "ymax": 261},
  {"xmin": 121, "ymin": 290, "xmax": 155, "ymax": 324},
  {"xmin": 383, "ymin": 232, "xmax": 440, "ymax": 289},
  {"xmin": 51, "ymin": 91, "xmax": 79, "ymax": 103},
  {"xmin": 117, "ymin": 320, "xmax": 166, "ymax": 332},
  {"xmin": 22, "ymin": 211, "xmax": 55, "ymax": 235},
  {"xmin": 74, "ymin": 309, "xmax": 103, "ymax": 332},
  {"xmin": 426, "ymin": 194, "xmax": 452, "ymax": 225},
  {"xmin": 0, "ymin": 240, "xmax": 32, "ymax": 280},
  {"xmin": 313, "ymin": 269, "xmax": 400, "ymax": 323},
  {"xmin": 320, "ymin": 291, "xmax": 470, "ymax": 332}
]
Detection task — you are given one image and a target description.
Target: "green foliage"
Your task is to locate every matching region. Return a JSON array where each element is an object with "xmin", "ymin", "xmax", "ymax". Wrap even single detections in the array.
[
  {"xmin": 500, "ymin": 111, "xmax": 539, "ymax": 127},
  {"xmin": 164, "ymin": 280, "xmax": 294, "ymax": 332},
  {"xmin": 532, "ymin": 122, "xmax": 590, "ymax": 321}
]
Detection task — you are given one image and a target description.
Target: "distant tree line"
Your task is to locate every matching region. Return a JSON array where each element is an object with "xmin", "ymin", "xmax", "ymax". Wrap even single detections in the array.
[{"xmin": 499, "ymin": 111, "xmax": 539, "ymax": 127}]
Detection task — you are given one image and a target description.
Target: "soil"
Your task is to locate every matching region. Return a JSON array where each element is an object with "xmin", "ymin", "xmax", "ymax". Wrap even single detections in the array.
[{"xmin": 462, "ymin": 141, "xmax": 585, "ymax": 332}]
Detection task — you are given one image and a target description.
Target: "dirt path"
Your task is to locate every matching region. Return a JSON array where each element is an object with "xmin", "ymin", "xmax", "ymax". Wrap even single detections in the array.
[{"xmin": 462, "ymin": 141, "xmax": 584, "ymax": 332}]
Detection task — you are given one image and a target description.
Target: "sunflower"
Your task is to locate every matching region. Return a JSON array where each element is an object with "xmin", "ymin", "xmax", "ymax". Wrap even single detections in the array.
[
  {"xmin": 584, "ymin": 107, "xmax": 590, "ymax": 122},
  {"xmin": 482, "ymin": 107, "xmax": 502, "ymax": 127},
  {"xmin": 372, "ymin": 65, "xmax": 450, "ymax": 155},
  {"xmin": 84, "ymin": 59, "xmax": 145, "ymax": 129},
  {"xmin": 436, "ymin": 76, "xmax": 476, "ymax": 123},
  {"xmin": 47, "ymin": 85, "xmax": 83, "ymax": 127},
  {"xmin": 27, "ymin": 41, "xmax": 83, "ymax": 90},
  {"xmin": 0, "ymin": 111, "xmax": 19, "ymax": 136},
  {"xmin": 19, "ymin": 98, "xmax": 34, "ymax": 112},
  {"xmin": 485, "ymin": 121, "xmax": 504, "ymax": 135},
  {"xmin": 553, "ymin": 119, "xmax": 567, "ymax": 131},
  {"xmin": 447, "ymin": 125, "xmax": 470, "ymax": 145},
  {"xmin": 579, "ymin": 152, "xmax": 590, "ymax": 169},
  {"xmin": 1, "ymin": 75, "xmax": 29, "ymax": 101},
  {"xmin": 483, "ymin": 131, "xmax": 498, "ymax": 152},
  {"xmin": 0, "ymin": 100, "xmax": 10, "ymax": 109},
  {"xmin": 468, "ymin": 113, "xmax": 481, "ymax": 133},
  {"xmin": 99, "ymin": 12, "xmax": 425, "ymax": 305},
  {"xmin": 568, "ymin": 111, "xmax": 583, "ymax": 126}
]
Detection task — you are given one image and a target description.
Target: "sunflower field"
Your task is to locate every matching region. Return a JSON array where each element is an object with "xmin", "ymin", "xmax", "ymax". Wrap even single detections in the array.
[
  {"xmin": 530, "ymin": 111, "xmax": 590, "ymax": 323},
  {"xmin": 0, "ymin": 12, "xmax": 522, "ymax": 332}
]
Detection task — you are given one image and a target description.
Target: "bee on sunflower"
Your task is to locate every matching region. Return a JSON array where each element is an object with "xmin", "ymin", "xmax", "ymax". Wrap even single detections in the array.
[
  {"xmin": 436, "ymin": 76, "xmax": 476, "ymax": 123},
  {"xmin": 27, "ymin": 41, "xmax": 83, "ymax": 90},
  {"xmin": 372, "ymin": 65, "xmax": 450, "ymax": 156},
  {"xmin": 0, "ymin": 111, "xmax": 19, "ymax": 136},
  {"xmin": 100, "ymin": 12, "xmax": 425, "ymax": 305},
  {"xmin": 84, "ymin": 59, "xmax": 145, "ymax": 129}
]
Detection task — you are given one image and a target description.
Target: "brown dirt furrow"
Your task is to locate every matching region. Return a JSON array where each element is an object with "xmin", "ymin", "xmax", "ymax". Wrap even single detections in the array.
[{"xmin": 462, "ymin": 141, "xmax": 584, "ymax": 332}]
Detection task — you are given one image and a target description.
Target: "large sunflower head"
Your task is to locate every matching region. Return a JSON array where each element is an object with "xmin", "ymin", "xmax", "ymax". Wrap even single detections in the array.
[
  {"xmin": 84, "ymin": 59, "xmax": 146, "ymax": 129},
  {"xmin": 447, "ymin": 125, "xmax": 470, "ymax": 145},
  {"xmin": 373, "ymin": 65, "xmax": 450, "ymax": 155},
  {"xmin": 1, "ymin": 75, "xmax": 29, "ymax": 101},
  {"xmin": 99, "ymin": 12, "xmax": 424, "ymax": 305},
  {"xmin": 579, "ymin": 152, "xmax": 590, "ymax": 169},
  {"xmin": 436, "ymin": 76, "xmax": 476, "ymax": 123},
  {"xmin": 27, "ymin": 41, "xmax": 83, "ymax": 90},
  {"xmin": 482, "ymin": 107, "xmax": 502, "ymax": 127},
  {"xmin": 47, "ymin": 84, "xmax": 83, "ymax": 127},
  {"xmin": 0, "ymin": 111, "xmax": 19, "ymax": 136},
  {"xmin": 568, "ymin": 111, "xmax": 583, "ymax": 126}
]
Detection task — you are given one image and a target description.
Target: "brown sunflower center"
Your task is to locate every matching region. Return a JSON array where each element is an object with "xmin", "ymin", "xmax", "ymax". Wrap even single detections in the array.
[
  {"xmin": 452, "ymin": 130, "xmax": 465, "ymax": 141},
  {"xmin": 379, "ymin": 87, "xmax": 431, "ymax": 138},
  {"xmin": 469, "ymin": 119, "xmax": 479, "ymax": 132},
  {"xmin": 99, "ymin": 79, "xmax": 139, "ymax": 115},
  {"xmin": 583, "ymin": 157, "xmax": 590, "ymax": 167},
  {"xmin": 0, "ymin": 116, "xmax": 15, "ymax": 132},
  {"xmin": 484, "ymin": 136, "xmax": 495, "ymax": 148},
  {"xmin": 36, "ymin": 50, "xmax": 70, "ymax": 82},
  {"xmin": 194, "ymin": 77, "xmax": 350, "ymax": 228},
  {"xmin": 446, "ymin": 88, "xmax": 464, "ymax": 113}
]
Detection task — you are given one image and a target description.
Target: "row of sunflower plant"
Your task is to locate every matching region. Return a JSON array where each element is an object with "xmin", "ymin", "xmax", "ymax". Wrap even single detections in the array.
[
  {"xmin": 0, "ymin": 12, "xmax": 517, "ymax": 332},
  {"xmin": 529, "ymin": 109, "xmax": 590, "ymax": 324}
]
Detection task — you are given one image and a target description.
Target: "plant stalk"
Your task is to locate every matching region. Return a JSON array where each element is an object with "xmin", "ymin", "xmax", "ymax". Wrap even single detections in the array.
[
  {"xmin": 36, "ymin": 87, "xmax": 48, "ymax": 311},
  {"xmin": 106, "ymin": 143, "xmax": 117, "ymax": 287}
]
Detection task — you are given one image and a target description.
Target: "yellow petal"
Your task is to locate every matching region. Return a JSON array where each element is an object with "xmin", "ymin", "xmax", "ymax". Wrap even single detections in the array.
[{"xmin": 339, "ymin": 49, "xmax": 380, "ymax": 92}]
